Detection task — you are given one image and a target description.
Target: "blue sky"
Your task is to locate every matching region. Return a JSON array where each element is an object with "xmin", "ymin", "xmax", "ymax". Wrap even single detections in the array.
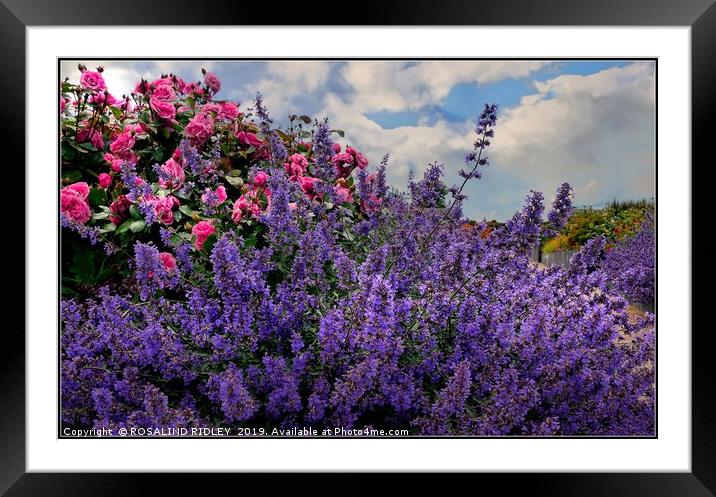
[{"xmin": 61, "ymin": 59, "xmax": 655, "ymax": 220}]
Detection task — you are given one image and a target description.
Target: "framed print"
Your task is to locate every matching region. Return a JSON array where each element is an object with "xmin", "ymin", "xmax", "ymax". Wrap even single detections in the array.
[{"xmin": 2, "ymin": 0, "xmax": 715, "ymax": 495}]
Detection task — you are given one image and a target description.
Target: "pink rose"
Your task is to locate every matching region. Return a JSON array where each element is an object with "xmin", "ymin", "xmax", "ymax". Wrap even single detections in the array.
[
  {"xmin": 216, "ymin": 185, "xmax": 227, "ymax": 204},
  {"xmin": 118, "ymin": 98, "xmax": 133, "ymax": 112},
  {"xmin": 110, "ymin": 159, "xmax": 124, "ymax": 172},
  {"xmin": 284, "ymin": 153, "xmax": 308, "ymax": 180},
  {"xmin": 151, "ymin": 84, "xmax": 176, "ymax": 101},
  {"xmin": 299, "ymin": 176, "xmax": 319, "ymax": 195},
  {"xmin": 66, "ymin": 182, "xmax": 90, "ymax": 199},
  {"xmin": 347, "ymin": 146, "xmax": 369, "ymax": 169},
  {"xmin": 191, "ymin": 220, "xmax": 216, "ymax": 250},
  {"xmin": 61, "ymin": 183, "xmax": 91, "ymax": 224},
  {"xmin": 124, "ymin": 123, "xmax": 148, "ymax": 135},
  {"xmin": 201, "ymin": 185, "xmax": 227, "ymax": 206},
  {"xmin": 332, "ymin": 152, "xmax": 355, "ymax": 178},
  {"xmin": 109, "ymin": 195, "xmax": 130, "ymax": 225},
  {"xmin": 362, "ymin": 194, "xmax": 382, "ymax": 214},
  {"xmin": 158, "ymin": 157, "xmax": 185, "ymax": 189},
  {"xmin": 152, "ymin": 77, "xmax": 174, "ymax": 88},
  {"xmin": 90, "ymin": 131, "xmax": 104, "ymax": 151},
  {"xmin": 253, "ymin": 171, "xmax": 269, "ymax": 188},
  {"xmin": 98, "ymin": 173, "xmax": 112, "ymax": 189},
  {"xmin": 231, "ymin": 201, "xmax": 244, "ymax": 224},
  {"xmin": 334, "ymin": 184, "xmax": 353, "ymax": 204},
  {"xmin": 90, "ymin": 92, "xmax": 119, "ymax": 106},
  {"xmin": 173, "ymin": 76, "xmax": 187, "ymax": 91},
  {"xmin": 153, "ymin": 196, "xmax": 178, "ymax": 225},
  {"xmin": 332, "ymin": 143, "xmax": 342, "ymax": 154},
  {"xmin": 198, "ymin": 103, "xmax": 222, "ymax": 117},
  {"xmin": 184, "ymin": 114, "xmax": 214, "ymax": 146},
  {"xmin": 77, "ymin": 127, "xmax": 104, "ymax": 150},
  {"xmin": 219, "ymin": 101, "xmax": 240, "ymax": 120},
  {"xmin": 181, "ymin": 81, "xmax": 199, "ymax": 94},
  {"xmin": 235, "ymin": 195, "xmax": 250, "ymax": 211},
  {"xmin": 231, "ymin": 192, "xmax": 264, "ymax": 223},
  {"xmin": 150, "ymin": 96, "xmax": 176, "ymax": 120},
  {"xmin": 134, "ymin": 80, "xmax": 150, "ymax": 95},
  {"xmin": 79, "ymin": 71, "xmax": 106, "ymax": 92},
  {"xmin": 109, "ymin": 131, "xmax": 135, "ymax": 156},
  {"xmin": 331, "ymin": 152, "xmax": 354, "ymax": 167},
  {"xmin": 159, "ymin": 252, "xmax": 177, "ymax": 272},
  {"xmin": 236, "ymin": 131, "xmax": 263, "ymax": 148},
  {"xmin": 203, "ymin": 71, "xmax": 221, "ymax": 94}
]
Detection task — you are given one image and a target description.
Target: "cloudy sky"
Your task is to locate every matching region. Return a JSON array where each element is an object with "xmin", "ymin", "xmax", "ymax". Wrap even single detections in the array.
[{"xmin": 61, "ymin": 59, "xmax": 655, "ymax": 221}]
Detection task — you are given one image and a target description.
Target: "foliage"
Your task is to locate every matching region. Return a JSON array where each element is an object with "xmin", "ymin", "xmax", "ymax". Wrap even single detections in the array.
[
  {"xmin": 59, "ymin": 67, "xmax": 655, "ymax": 436},
  {"xmin": 603, "ymin": 213, "xmax": 656, "ymax": 305},
  {"xmin": 541, "ymin": 234, "xmax": 572, "ymax": 254},
  {"xmin": 541, "ymin": 200, "xmax": 653, "ymax": 253}
]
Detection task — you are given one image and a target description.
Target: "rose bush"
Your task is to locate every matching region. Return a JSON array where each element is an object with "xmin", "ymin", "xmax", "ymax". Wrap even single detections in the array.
[{"xmin": 60, "ymin": 66, "xmax": 655, "ymax": 435}]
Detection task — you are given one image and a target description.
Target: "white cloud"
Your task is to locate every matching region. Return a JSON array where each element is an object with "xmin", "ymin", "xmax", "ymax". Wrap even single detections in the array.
[
  {"xmin": 341, "ymin": 60, "xmax": 549, "ymax": 112},
  {"xmin": 240, "ymin": 61, "xmax": 333, "ymax": 119},
  {"xmin": 489, "ymin": 62, "xmax": 656, "ymax": 209},
  {"xmin": 320, "ymin": 92, "xmax": 473, "ymax": 188}
]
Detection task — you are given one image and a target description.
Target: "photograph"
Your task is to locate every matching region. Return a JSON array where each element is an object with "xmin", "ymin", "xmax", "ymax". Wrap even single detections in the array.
[{"xmin": 58, "ymin": 58, "xmax": 656, "ymax": 438}]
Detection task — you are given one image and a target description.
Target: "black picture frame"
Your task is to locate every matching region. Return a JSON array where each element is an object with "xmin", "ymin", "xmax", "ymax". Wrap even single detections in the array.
[{"xmin": 1, "ymin": 1, "xmax": 713, "ymax": 495}]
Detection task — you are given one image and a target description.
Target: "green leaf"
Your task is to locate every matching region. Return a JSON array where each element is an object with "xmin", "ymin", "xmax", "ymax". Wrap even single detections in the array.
[
  {"xmin": 178, "ymin": 205, "xmax": 196, "ymax": 217},
  {"xmin": 99, "ymin": 222, "xmax": 116, "ymax": 234},
  {"xmin": 201, "ymin": 233, "xmax": 217, "ymax": 254},
  {"xmin": 298, "ymin": 115, "xmax": 312, "ymax": 124},
  {"xmin": 61, "ymin": 143, "xmax": 77, "ymax": 161},
  {"xmin": 78, "ymin": 142, "xmax": 98, "ymax": 152},
  {"xmin": 88, "ymin": 188, "xmax": 107, "ymax": 207},
  {"xmin": 141, "ymin": 121, "xmax": 158, "ymax": 133},
  {"xmin": 153, "ymin": 149, "xmax": 165, "ymax": 162},
  {"xmin": 108, "ymin": 106, "xmax": 123, "ymax": 120},
  {"xmin": 116, "ymin": 219, "xmax": 133, "ymax": 234},
  {"xmin": 92, "ymin": 211, "xmax": 110, "ymax": 221},
  {"xmin": 63, "ymin": 170, "xmax": 83, "ymax": 182},
  {"xmin": 332, "ymin": 129, "xmax": 345, "ymax": 137},
  {"xmin": 226, "ymin": 175, "xmax": 244, "ymax": 188},
  {"xmin": 275, "ymin": 130, "xmax": 290, "ymax": 142},
  {"xmin": 129, "ymin": 204, "xmax": 142, "ymax": 220},
  {"xmin": 342, "ymin": 228, "xmax": 355, "ymax": 242},
  {"xmin": 162, "ymin": 127, "xmax": 171, "ymax": 139},
  {"xmin": 299, "ymin": 130, "xmax": 311, "ymax": 139},
  {"xmin": 130, "ymin": 219, "xmax": 147, "ymax": 233},
  {"xmin": 244, "ymin": 234, "xmax": 258, "ymax": 248},
  {"xmin": 68, "ymin": 251, "xmax": 96, "ymax": 283}
]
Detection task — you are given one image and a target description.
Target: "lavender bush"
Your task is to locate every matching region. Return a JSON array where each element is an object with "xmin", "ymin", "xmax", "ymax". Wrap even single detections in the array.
[
  {"xmin": 60, "ymin": 68, "xmax": 655, "ymax": 436},
  {"xmin": 604, "ymin": 213, "xmax": 656, "ymax": 306}
]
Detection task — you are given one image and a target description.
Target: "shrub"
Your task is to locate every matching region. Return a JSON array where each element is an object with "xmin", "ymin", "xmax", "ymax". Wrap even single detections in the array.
[
  {"xmin": 60, "ymin": 67, "xmax": 654, "ymax": 436},
  {"xmin": 603, "ymin": 213, "xmax": 656, "ymax": 305}
]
